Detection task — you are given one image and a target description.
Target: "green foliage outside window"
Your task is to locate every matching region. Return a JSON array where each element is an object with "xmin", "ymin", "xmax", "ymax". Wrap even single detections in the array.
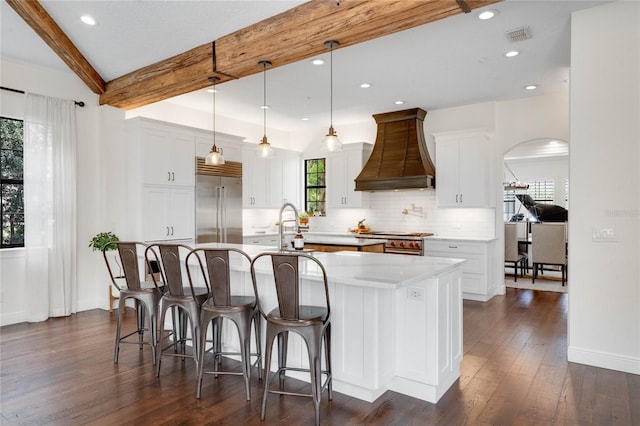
[
  {"xmin": 1, "ymin": 117, "xmax": 24, "ymax": 248},
  {"xmin": 305, "ymin": 158, "xmax": 326, "ymax": 216}
]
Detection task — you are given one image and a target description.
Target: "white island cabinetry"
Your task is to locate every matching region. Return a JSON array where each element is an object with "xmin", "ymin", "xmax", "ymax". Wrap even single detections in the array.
[
  {"xmin": 200, "ymin": 246, "xmax": 464, "ymax": 404},
  {"xmin": 327, "ymin": 142, "xmax": 372, "ymax": 208},
  {"xmin": 423, "ymin": 238, "xmax": 497, "ymax": 301},
  {"xmin": 433, "ymin": 129, "xmax": 493, "ymax": 207}
]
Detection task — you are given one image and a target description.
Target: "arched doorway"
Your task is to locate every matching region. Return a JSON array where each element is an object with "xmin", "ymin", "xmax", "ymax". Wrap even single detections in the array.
[{"xmin": 503, "ymin": 138, "xmax": 569, "ymax": 292}]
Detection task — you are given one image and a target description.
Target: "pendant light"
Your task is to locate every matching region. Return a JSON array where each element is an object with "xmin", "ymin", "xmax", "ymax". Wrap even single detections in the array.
[
  {"xmin": 257, "ymin": 60, "xmax": 275, "ymax": 158},
  {"xmin": 321, "ymin": 40, "xmax": 342, "ymax": 152},
  {"xmin": 205, "ymin": 76, "xmax": 225, "ymax": 165}
]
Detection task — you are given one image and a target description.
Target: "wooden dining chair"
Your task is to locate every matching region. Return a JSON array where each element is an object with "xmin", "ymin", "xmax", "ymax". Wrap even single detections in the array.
[{"xmin": 505, "ymin": 223, "xmax": 527, "ymax": 281}]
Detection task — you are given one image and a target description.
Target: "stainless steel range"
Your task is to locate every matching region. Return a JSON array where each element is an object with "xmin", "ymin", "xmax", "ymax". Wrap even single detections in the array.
[{"xmin": 357, "ymin": 231, "xmax": 433, "ymax": 255}]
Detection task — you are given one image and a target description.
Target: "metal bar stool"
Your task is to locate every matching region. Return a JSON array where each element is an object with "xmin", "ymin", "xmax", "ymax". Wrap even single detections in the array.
[
  {"xmin": 186, "ymin": 247, "xmax": 262, "ymax": 400},
  {"xmin": 104, "ymin": 241, "xmax": 163, "ymax": 365},
  {"xmin": 250, "ymin": 252, "xmax": 332, "ymax": 426},
  {"xmin": 147, "ymin": 243, "xmax": 208, "ymax": 377}
]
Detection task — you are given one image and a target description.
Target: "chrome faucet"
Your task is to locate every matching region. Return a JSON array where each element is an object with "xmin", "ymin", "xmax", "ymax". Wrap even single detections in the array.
[{"xmin": 278, "ymin": 202, "xmax": 299, "ymax": 250}]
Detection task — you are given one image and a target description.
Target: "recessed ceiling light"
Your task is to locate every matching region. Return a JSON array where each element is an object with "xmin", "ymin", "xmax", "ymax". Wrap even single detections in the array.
[
  {"xmin": 524, "ymin": 85, "xmax": 538, "ymax": 91},
  {"xmin": 301, "ymin": 117, "xmax": 309, "ymax": 121},
  {"xmin": 80, "ymin": 15, "xmax": 96, "ymax": 26},
  {"xmin": 505, "ymin": 50, "xmax": 520, "ymax": 58},
  {"xmin": 360, "ymin": 83, "xmax": 371, "ymax": 88},
  {"xmin": 311, "ymin": 58, "xmax": 324, "ymax": 65},
  {"xmin": 476, "ymin": 10, "xmax": 497, "ymax": 20},
  {"xmin": 394, "ymin": 100, "xmax": 404, "ymax": 105},
  {"xmin": 260, "ymin": 105, "xmax": 270, "ymax": 109}
]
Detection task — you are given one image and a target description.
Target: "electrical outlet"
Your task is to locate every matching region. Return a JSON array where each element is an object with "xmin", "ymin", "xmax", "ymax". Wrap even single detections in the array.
[
  {"xmin": 407, "ymin": 287, "xmax": 424, "ymax": 301},
  {"xmin": 592, "ymin": 227, "xmax": 617, "ymax": 242}
]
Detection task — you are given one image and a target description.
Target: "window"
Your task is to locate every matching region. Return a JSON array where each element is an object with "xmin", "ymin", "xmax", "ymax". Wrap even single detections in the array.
[
  {"xmin": 304, "ymin": 158, "xmax": 326, "ymax": 216},
  {"xmin": 1, "ymin": 117, "xmax": 24, "ymax": 248}
]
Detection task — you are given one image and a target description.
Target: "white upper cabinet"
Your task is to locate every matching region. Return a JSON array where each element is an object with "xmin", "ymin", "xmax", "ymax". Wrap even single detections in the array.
[
  {"xmin": 243, "ymin": 152, "xmax": 270, "ymax": 208},
  {"xmin": 139, "ymin": 126, "xmax": 195, "ymax": 186},
  {"xmin": 242, "ymin": 146, "xmax": 302, "ymax": 209},
  {"xmin": 433, "ymin": 129, "xmax": 493, "ymax": 208},
  {"xmin": 327, "ymin": 142, "xmax": 372, "ymax": 209}
]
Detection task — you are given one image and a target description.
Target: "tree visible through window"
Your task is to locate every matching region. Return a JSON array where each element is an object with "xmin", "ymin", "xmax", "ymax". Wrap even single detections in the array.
[
  {"xmin": 1, "ymin": 117, "xmax": 24, "ymax": 248},
  {"xmin": 305, "ymin": 158, "xmax": 326, "ymax": 216}
]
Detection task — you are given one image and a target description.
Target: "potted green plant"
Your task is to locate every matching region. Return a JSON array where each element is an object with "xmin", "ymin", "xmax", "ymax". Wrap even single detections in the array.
[{"xmin": 89, "ymin": 231, "xmax": 120, "ymax": 252}]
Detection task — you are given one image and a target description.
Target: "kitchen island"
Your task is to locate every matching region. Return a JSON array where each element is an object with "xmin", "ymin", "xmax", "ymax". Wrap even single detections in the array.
[{"xmin": 193, "ymin": 243, "xmax": 465, "ymax": 403}]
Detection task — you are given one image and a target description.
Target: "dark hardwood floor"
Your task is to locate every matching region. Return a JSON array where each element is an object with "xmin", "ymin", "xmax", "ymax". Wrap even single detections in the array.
[{"xmin": 1, "ymin": 288, "xmax": 638, "ymax": 425}]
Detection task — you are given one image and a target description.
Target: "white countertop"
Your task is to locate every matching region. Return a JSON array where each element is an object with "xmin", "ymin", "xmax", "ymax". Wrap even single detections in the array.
[
  {"xmin": 197, "ymin": 243, "xmax": 465, "ymax": 290},
  {"xmin": 310, "ymin": 251, "xmax": 465, "ymax": 289}
]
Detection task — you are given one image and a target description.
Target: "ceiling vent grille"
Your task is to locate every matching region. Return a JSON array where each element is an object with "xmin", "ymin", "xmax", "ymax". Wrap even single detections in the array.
[{"xmin": 505, "ymin": 26, "xmax": 531, "ymax": 42}]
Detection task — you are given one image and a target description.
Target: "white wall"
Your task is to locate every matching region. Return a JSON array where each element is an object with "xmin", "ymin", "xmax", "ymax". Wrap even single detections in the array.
[{"xmin": 568, "ymin": 1, "xmax": 640, "ymax": 374}]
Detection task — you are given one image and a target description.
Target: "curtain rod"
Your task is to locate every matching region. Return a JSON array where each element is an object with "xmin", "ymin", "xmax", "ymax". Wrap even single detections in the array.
[{"xmin": 1, "ymin": 86, "xmax": 85, "ymax": 107}]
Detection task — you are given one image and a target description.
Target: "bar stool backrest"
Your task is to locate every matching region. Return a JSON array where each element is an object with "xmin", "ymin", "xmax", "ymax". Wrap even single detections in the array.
[
  {"xmin": 104, "ymin": 241, "xmax": 151, "ymax": 291},
  {"xmin": 272, "ymin": 254, "xmax": 302, "ymax": 320},
  {"xmin": 252, "ymin": 252, "xmax": 330, "ymax": 322},
  {"xmin": 186, "ymin": 248, "xmax": 253, "ymax": 307},
  {"xmin": 146, "ymin": 244, "xmax": 193, "ymax": 298}
]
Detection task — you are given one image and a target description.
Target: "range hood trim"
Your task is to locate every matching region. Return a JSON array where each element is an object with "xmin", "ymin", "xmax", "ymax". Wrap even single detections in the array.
[{"xmin": 354, "ymin": 107, "xmax": 435, "ymax": 192}]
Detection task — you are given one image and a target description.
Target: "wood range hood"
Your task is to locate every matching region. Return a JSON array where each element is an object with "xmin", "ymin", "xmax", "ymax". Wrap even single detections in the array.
[{"xmin": 355, "ymin": 108, "xmax": 435, "ymax": 191}]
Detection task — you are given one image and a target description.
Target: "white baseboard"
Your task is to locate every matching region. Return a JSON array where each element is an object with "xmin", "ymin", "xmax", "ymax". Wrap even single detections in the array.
[{"xmin": 568, "ymin": 346, "xmax": 640, "ymax": 375}]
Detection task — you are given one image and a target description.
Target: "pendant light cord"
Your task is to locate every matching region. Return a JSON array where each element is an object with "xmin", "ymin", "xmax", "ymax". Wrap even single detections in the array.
[
  {"xmin": 329, "ymin": 43, "xmax": 333, "ymax": 127},
  {"xmin": 263, "ymin": 62, "xmax": 267, "ymax": 138},
  {"xmin": 213, "ymin": 79, "xmax": 217, "ymax": 147}
]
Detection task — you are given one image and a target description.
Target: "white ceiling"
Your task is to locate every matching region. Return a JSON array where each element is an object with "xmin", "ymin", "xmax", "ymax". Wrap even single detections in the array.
[{"xmin": 1, "ymin": 0, "xmax": 610, "ymax": 132}]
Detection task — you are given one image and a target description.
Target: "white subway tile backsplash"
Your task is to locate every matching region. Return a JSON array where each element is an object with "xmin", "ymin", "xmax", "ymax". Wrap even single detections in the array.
[{"xmin": 243, "ymin": 190, "xmax": 495, "ymax": 238}]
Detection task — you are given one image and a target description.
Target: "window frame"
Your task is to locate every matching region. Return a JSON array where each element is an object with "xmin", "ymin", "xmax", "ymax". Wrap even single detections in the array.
[
  {"xmin": 1, "ymin": 116, "xmax": 25, "ymax": 249},
  {"xmin": 304, "ymin": 158, "xmax": 326, "ymax": 217}
]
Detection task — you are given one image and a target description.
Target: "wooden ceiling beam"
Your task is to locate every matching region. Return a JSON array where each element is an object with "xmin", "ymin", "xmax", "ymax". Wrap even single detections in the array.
[
  {"xmin": 99, "ymin": 0, "xmax": 500, "ymax": 109},
  {"xmin": 6, "ymin": 0, "xmax": 106, "ymax": 95}
]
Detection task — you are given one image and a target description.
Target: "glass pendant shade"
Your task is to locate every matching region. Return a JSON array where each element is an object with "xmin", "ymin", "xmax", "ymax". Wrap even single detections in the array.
[
  {"xmin": 205, "ymin": 145, "xmax": 224, "ymax": 165},
  {"xmin": 321, "ymin": 40, "xmax": 342, "ymax": 152},
  {"xmin": 257, "ymin": 136, "xmax": 274, "ymax": 158},
  {"xmin": 321, "ymin": 125, "xmax": 342, "ymax": 152}
]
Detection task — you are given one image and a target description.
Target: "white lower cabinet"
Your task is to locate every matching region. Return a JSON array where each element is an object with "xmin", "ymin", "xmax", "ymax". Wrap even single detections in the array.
[
  {"xmin": 242, "ymin": 235, "xmax": 279, "ymax": 246},
  {"xmin": 423, "ymin": 239, "xmax": 496, "ymax": 301},
  {"xmin": 142, "ymin": 186, "xmax": 194, "ymax": 242}
]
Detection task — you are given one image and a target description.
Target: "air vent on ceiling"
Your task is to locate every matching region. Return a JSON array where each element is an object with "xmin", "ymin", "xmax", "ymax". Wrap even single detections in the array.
[{"xmin": 505, "ymin": 26, "xmax": 531, "ymax": 42}]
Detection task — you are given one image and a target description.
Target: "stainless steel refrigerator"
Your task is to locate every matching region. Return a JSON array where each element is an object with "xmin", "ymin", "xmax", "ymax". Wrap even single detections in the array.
[{"xmin": 196, "ymin": 174, "xmax": 243, "ymax": 244}]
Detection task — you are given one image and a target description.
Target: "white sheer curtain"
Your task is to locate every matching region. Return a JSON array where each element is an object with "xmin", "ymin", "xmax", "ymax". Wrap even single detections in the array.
[{"xmin": 24, "ymin": 93, "xmax": 78, "ymax": 322}]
